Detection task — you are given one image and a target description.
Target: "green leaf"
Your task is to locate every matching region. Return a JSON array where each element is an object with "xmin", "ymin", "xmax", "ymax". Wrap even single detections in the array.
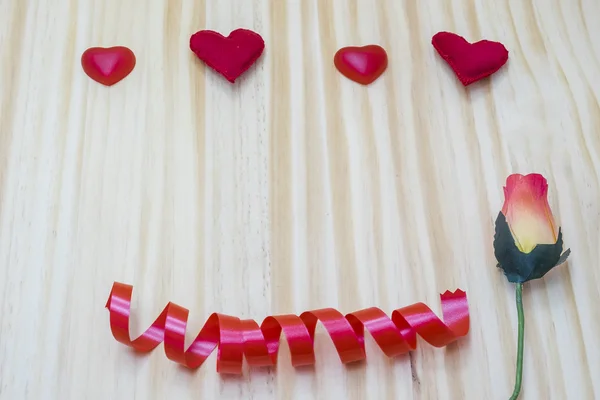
[
  {"xmin": 555, "ymin": 248, "xmax": 571, "ymax": 266},
  {"xmin": 493, "ymin": 212, "xmax": 568, "ymax": 283}
]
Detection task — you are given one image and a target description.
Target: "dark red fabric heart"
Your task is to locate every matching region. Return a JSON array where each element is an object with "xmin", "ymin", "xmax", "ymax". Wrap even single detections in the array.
[
  {"xmin": 432, "ymin": 32, "xmax": 508, "ymax": 86},
  {"xmin": 189, "ymin": 29, "xmax": 265, "ymax": 83},
  {"xmin": 334, "ymin": 45, "xmax": 388, "ymax": 85},
  {"xmin": 81, "ymin": 46, "xmax": 136, "ymax": 86}
]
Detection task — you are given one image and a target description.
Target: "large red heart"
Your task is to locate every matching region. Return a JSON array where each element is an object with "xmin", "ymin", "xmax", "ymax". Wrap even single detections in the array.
[
  {"xmin": 189, "ymin": 29, "xmax": 265, "ymax": 83},
  {"xmin": 334, "ymin": 45, "xmax": 388, "ymax": 85},
  {"xmin": 81, "ymin": 46, "xmax": 136, "ymax": 86},
  {"xmin": 432, "ymin": 32, "xmax": 508, "ymax": 86}
]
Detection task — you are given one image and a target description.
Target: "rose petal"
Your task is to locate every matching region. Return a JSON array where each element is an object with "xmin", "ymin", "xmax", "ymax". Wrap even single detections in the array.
[{"xmin": 501, "ymin": 174, "xmax": 557, "ymax": 253}]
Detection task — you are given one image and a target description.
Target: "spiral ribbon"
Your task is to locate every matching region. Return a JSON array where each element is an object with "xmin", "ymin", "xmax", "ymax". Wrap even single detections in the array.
[{"xmin": 106, "ymin": 282, "xmax": 469, "ymax": 374}]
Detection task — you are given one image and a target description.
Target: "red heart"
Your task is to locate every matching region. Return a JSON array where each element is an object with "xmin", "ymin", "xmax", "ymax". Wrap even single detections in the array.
[
  {"xmin": 189, "ymin": 29, "xmax": 265, "ymax": 83},
  {"xmin": 432, "ymin": 32, "xmax": 508, "ymax": 86},
  {"xmin": 334, "ymin": 45, "xmax": 388, "ymax": 85},
  {"xmin": 81, "ymin": 46, "xmax": 136, "ymax": 86}
]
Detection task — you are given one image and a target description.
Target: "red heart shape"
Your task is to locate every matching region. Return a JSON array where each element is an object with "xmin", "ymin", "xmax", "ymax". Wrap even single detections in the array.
[
  {"xmin": 432, "ymin": 32, "xmax": 508, "ymax": 86},
  {"xmin": 189, "ymin": 29, "xmax": 265, "ymax": 83},
  {"xmin": 334, "ymin": 45, "xmax": 388, "ymax": 85},
  {"xmin": 81, "ymin": 46, "xmax": 136, "ymax": 86}
]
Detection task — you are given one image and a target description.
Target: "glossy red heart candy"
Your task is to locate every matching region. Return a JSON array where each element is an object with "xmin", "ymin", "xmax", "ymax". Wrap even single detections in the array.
[
  {"xmin": 81, "ymin": 46, "xmax": 136, "ymax": 86},
  {"xmin": 189, "ymin": 28, "xmax": 265, "ymax": 83},
  {"xmin": 432, "ymin": 32, "xmax": 508, "ymax": 86},
  {"xmin": 334, "ymin": 45, "xmax": 388, "ymax": 85}
]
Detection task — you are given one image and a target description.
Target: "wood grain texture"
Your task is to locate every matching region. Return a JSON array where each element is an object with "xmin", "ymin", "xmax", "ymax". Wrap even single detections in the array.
[{"xmin": 1, "ymin": 0, "xmax": 599, "ymax": 398}]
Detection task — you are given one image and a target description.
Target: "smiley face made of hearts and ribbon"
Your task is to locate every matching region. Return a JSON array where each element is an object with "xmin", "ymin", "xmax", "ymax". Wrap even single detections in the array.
[{"xmin": 78, "ymin": 25, "xmax": 571, "ymax": 400}]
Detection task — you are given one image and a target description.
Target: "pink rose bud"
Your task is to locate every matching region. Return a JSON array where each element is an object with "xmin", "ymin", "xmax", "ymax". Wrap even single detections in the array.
[{"xmin": 494, "ymin": 174, "xmax": 570, "ymax": 283}]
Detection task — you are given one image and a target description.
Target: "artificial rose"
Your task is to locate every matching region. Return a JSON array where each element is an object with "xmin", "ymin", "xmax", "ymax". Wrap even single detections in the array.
[
  {"xmin": 494, "ymin": 173, "xmax": 570, "ymax": 284},
  {"xmin": 501, "ymin": 173, "xmax": 558, "ymax": 253},
  {"xmin": 493, "ymin": 173, "xmax": 571, "ymax": 400}
]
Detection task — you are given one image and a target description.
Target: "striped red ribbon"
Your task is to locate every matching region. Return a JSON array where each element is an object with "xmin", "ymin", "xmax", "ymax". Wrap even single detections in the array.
[{"xmin": 106, "ymin": 282, "xmax": 469, "ymax": 374}]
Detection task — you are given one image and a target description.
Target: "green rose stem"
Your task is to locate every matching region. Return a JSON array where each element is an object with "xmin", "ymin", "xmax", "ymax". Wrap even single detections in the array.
[{"xmin": 510, "ymin": 282, "xmax": 525, "ymax": 400}]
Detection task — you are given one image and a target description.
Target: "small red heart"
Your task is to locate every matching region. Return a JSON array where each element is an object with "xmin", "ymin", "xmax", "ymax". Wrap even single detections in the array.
[
  {"xmin": 334, "ymin": 45, "xmax": 388, "ymax": 85},
  {"xmin": 189, "ymin": 28, "xmax": 265, "ymax": 83},
  {"xmin": 81, "ymin": 46, "xmax": 136, "ymax": 86},
  {"xmin": 432, "ymin": 32, "xmax": 508, "ymax": 86}
]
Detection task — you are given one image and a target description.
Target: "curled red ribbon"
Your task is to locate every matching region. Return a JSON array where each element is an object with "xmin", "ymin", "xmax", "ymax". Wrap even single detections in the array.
[{"xmin": 106, "ymin": 282, "xmax": 469, "ymax": 374}]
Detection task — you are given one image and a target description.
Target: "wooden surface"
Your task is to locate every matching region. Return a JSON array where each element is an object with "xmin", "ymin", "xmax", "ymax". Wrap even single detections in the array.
[{"xmin": 1, "ymin": 0, "xmax": 599, "ymax": 399}]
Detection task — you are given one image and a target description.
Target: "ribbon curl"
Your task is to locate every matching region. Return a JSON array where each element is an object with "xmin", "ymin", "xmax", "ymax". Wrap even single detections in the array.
[{"xmin": 106, "ymin": 282, "xmax": 469, "ymax": 374}]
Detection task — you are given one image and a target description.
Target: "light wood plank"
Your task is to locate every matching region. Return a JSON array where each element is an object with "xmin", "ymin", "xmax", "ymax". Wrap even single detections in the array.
[{"xmin": 1, "ymin": 0, "xmax": 599, "ymax": 398}]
